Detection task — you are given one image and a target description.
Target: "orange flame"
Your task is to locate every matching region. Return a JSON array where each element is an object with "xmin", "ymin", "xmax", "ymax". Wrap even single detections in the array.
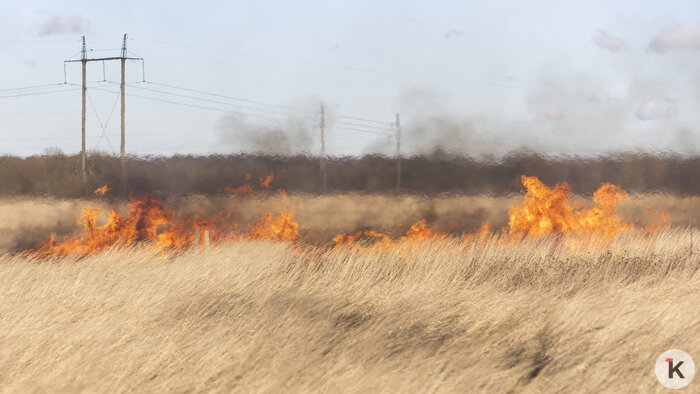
[
  {"xmin": 36, "ymin": 195, "xmax": 174, "ymax": 257},
  {"xmin": 463, "ymin": 222, "xmax": 491, "ymax": 243},
  {"xmin": 34, "ymin": 191, "xmax": 299, "ymax": 258},
  {"xmin": 94, "ymin": 185, "xmax": 110, "ymax": 196},
  {"xmin": 221, "ymin": 172, "xmax": 275, "ymax": 195},
  {"xmin": 399, "ymin": 219, "xmax": 447, "ymax": 243},
  {"xmin": 332, "ymin": 219, "xmax": 446, "ymax": 249},
  {"xmin": 247, "ymin": 211, "xmax": 299, "ymax": 241},
  {"xmin": 332, "ymin": 230, "xmax": 394, "ymax": 249},
  {"xmin": 30, "ymin": 175, "xmax": 671, "ymax": 258},
  {"xmin": 508, "ymin": 176, "xmax": 631, "ymax": 239}
]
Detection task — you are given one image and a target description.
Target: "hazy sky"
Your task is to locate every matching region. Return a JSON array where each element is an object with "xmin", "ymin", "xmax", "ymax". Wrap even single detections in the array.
[{"xmin": 1, "ymin": 1, "xmax": 699, "ymax": 157}]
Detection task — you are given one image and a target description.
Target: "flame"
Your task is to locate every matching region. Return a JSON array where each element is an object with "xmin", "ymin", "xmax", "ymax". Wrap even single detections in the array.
[
  {"xmin": 34, "ymin": 192, "xmax": 299, "ymax": 258},
  {"xmin": 221, "ymin": 172, "xmax": 275, "ymax": 195},
  {"xmin": 332, "ymin": 230, "xmax": 394, "ymax": 248},
  {"xmin": 247, "ymin": 211, "xmax": 299, "ymax": 241},
  {"xmin": 645, "ymin": 205, "xmax": 671, "ymax": 234},
  {"xmin": 508, "ymin": 176, "xmax": 631, "ymax": 239},
  {"xmin": 30, "ymin": 175, "xmax": 671, "ymax": 258},
  {"xmin": 94, "ymin": 185, "xmax": 109, "ymax": 196},
  {"xmin": 36, "ymin": 195, "xmax": 174, "ymax": 257},
  {"xmin": 259, "ymin": 173, "xmax": 274, "ymax": 188},
  {"xmin": 463, "ymin": 222, "xmax": 491, "ymax": 243},
  {"xmin": 332, "ymin": 219, "xmax": 445, "ymax": 249},
  {"xmin": 399, "ymin": 219, "xmax": 446, "ymax": 242}
]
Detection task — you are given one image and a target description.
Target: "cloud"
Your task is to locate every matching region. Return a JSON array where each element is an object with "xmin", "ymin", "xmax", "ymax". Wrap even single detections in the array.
[
  {"xmin": 635, "ymin": 100, "xmax": 676, "ymax": 120},
  {"xmin": 593, "ymin": 29, "xmax": 625, "ymax": 52},
  {"xmin": 648, "ymin": 25, "xmax": 700, "ymax": 52},
  {"xmin": 444, "ymin": 29, "xmax": 465, "ymax": 40},
  {"xmin": 39, "ymin": 14, "xmax": 91, "ymax": 36}
]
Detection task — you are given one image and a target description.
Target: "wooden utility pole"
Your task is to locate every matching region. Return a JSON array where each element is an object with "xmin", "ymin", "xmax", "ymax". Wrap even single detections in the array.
[
  {"xmin": 120, "ymin": 34, "xmax": 127, "ymax": 195},
  {"xmin": 320, "ymin": 104, "xmax": 327, "ymax": 192},
  {"xmin": 64, "ymin": 34, "xmax": 143, "ymax": 195},
  {"xmin": 80, "ymin": 37, "xmax": 87, "ymax": 192},
  {"xmin": 395, "ymin": 113, "xmax": 401, "ymax": 190}
]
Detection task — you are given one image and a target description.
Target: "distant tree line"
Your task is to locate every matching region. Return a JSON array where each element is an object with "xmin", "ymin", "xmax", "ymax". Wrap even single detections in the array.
[{"xmin": 0, "ymin": 151, "xmax": 697, "ymax": 198}]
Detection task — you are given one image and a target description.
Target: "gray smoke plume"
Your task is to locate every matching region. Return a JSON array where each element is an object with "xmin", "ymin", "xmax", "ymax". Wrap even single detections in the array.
[{"xmin": 216, "ymin": 114, "xmax": 314, "ymax": 155}]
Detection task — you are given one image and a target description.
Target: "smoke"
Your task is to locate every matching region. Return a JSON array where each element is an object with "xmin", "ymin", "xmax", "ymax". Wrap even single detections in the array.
[
  {"xmin": 38, "ymin": 14, "xmax": 91, "ymax": 36},
  {"xmin": 216, "ymin": 114, "xmax": 314, "ymax": 155},
  {"xmin": 648, "ymin": 25, "xmax": 700, "ymax": 53},
  {"xmin": 389, "ymin": 58, "xmax": 700, "ymax": 158}
]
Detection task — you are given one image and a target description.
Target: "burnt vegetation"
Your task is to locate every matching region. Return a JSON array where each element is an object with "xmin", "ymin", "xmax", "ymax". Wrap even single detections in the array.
[{"xmin": 0, "ymin": 151, "xmax": 698, "ymax": 197}]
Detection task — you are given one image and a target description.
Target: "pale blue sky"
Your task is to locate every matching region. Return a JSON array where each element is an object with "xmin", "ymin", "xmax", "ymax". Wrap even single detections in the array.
[{"xmin": 1, "ymin": 1, "xmax": 699, "ymax": 157}]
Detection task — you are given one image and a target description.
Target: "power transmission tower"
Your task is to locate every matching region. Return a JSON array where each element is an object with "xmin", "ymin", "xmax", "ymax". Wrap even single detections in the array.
[
  {"xmin": 320, "ymin": 104, "xmax": 327, "ymax": 192},
  {"xmin": 120, "ymin": 35, "xmax": 128, "ymax": 195},
  {"xmin": 395, "ymin": 113, "xmax": 402, "ymax": 190},
  {"xmin": 65, "ymin": 34, "xmax": 143, "ymax": 195}
]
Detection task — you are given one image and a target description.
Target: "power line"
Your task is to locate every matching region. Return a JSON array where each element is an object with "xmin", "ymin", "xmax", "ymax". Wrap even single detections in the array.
[
  {"xmin": 93, "ymin": 85, "xmax": 393, "ymax": 133},
  {"xmin": 0, "ymin": 87, "xmax": 79, "ymax": 99},
  {"xmin": 145, "ymin": 81, "xmax": 311, "ymax": 113},
  {"xmin": 142, "ymin": 81, "xmax": 392, "ymax": 130},
  {"xmin": 336, "ymin": 127, "xmax": 392, "ymax": 136},
  {"xmin": 338, "ymin": 115, "xmax": 392, "ymax": 125},
  {"xmin": 89, "ymin": 86, "xmax": 312, "ymax": 124},
  {"xmin": 125, "ymin": 83, "xmax": 315, "ymax": 119},
  {"xmin": 335, "ymin": 120, "xmax": 392, "ymax": 131},
  {"xmin": 0, "ymin": 128, "xmax": 217, "ymax": 143},
  {"xmin": 0, "ymin": 38, "xmax": 81, "ymax": 44},
  {"xmin": 0, "ymin": 82, "xmax": 66, "ymax": 93},
  {"xmin": 131, "ymin": 37, "xmax": 518, "ymax": 89}
]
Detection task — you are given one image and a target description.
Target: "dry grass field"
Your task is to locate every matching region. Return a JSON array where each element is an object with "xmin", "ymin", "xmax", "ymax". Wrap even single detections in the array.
[
  {"xmin": 0, "ymin": 230, "xmax": 697, "ymax": 392},
  {"xmin": 0, "ymin": 184, "xmax": 698, "ymax": 392},
  {"xmin": 1, "ymin": 192, "xmax": 698, "ymax": 251}
]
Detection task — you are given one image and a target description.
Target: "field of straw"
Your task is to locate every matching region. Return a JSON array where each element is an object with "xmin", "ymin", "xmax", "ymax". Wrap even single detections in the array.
[
  {"xmin": 0, "ymin": 192, "xmax": 698, "ymax": 392},
  {"xmin": 1, "ymin": 192, "xmax": 698, "ymax": 250},
  {"xmin": 0, "ymin": 230, "xmax": 697, "ymax": 392}
]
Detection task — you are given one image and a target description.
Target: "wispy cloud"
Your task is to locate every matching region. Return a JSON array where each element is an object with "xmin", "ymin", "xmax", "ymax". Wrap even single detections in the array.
[
  {"xmin": 39, "ymin": 14, "xmax": 91, "ymax": 36},
  {"xmin": 593, "ymin": 29, "xmax": 625, "ymax": 52},
  {"xmin": 648, "ymin": 25, "xmax": 700, "ymax": 52}
]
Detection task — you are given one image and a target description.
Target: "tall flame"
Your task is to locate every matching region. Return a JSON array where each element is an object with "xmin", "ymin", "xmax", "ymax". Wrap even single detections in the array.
[
  {"xmin": 29, "ymin": 175, "xmax": 669, "ymax": 258},
  {"xmin": 36, "ymin": 195, "xmax": 174, "ymax": 257},
  {"xmin": 508, "ymin": 176, "xmax": 631, "ymax": 239},
  {"xmin": 34, "ymin": 193, "xmax": 298, "ymax": 258}
]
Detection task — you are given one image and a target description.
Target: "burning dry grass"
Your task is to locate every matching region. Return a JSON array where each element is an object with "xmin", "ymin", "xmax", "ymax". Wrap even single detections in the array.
[
  {"xmin": 1, "ymin": 192, "xmax": 697, "ymax": 253},
  {"xmin": 0, "ymin": 230, "xmax": 697, "ymax": 392},
  {"xmin": 0, "ymin": 177, "xmax": 697, "ymax": 391},
  {"xmin": 2, "ymin": 175, "xmax": 681, "ymax": 258}
]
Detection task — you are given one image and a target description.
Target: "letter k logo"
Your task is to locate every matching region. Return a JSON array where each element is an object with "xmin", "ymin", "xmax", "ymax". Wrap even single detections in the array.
[
  {"xmin": 667, "ymin": 358, "xmax": 685, "ymax": 379},
  {"xmin": 656, "ymin": 349, "xmax": 694, "ymax": 389}
]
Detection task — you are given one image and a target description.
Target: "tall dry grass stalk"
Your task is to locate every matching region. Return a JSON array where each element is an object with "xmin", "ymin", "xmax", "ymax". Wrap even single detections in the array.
[{"xmin": 0, "ymin": 229, "xmax": 697, "ymax": 392}]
